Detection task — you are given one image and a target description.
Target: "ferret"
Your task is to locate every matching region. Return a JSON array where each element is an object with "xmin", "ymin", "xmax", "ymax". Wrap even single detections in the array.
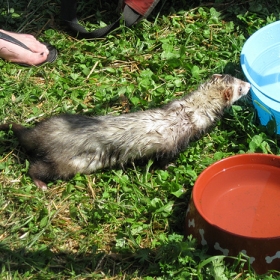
[{"xmin": 0, "ymin": 74, "xmax": 250, "ymax": 190}]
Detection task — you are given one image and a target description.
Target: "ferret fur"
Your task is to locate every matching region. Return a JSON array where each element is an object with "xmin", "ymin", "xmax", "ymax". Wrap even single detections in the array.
[{"xmin": 0, "ymin": 74, "xmax": 250, "ymax": 189}]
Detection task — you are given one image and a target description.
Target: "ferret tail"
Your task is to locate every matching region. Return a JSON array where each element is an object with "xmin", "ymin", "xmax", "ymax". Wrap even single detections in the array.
[{"xmin": 0, "ymin": 123, "xmax": 26, "ymax": 133}]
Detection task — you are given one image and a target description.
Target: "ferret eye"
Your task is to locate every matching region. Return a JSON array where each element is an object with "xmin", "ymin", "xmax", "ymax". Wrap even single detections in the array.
[{"xmin": 239, "ymin": 86, "xmax": 242, "ymax": 94}]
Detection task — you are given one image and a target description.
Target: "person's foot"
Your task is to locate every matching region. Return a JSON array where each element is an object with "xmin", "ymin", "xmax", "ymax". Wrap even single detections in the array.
[{"xmin": 0, "ymin": 30, "xmax": 55, "ymax": 66}]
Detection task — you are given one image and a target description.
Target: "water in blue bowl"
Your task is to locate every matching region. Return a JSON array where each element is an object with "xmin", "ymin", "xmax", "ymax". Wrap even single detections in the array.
[{"xmin": 241, "ymin": 21, "xmax": 280, "ymax": 134}]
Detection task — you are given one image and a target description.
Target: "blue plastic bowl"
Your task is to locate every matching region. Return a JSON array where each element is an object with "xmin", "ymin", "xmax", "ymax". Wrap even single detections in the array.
[{"xmin": 241, "ymin": 21, "xmax": 280, "ymax": 134}]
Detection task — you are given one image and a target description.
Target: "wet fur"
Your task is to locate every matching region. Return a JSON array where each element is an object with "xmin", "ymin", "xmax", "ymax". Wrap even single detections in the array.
[{"xmin": 0, "ymin": 74, "xmax": 250, "ymax": 189}]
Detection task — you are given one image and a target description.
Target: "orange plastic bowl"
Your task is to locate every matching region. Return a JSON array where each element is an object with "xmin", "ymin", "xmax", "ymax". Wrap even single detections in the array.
[{"xmin": 185, "ymin": 153, "xmax": 280, "ymax": 274}]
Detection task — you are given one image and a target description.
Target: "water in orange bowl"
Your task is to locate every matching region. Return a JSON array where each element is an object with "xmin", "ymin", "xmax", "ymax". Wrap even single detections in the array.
[{"xmin": 198, "ymin": 164, "xmax": 280, "ymax": 238}]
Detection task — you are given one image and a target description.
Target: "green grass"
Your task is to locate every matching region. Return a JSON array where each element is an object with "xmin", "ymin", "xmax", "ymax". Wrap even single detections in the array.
[{"xmin": 0, "ymin": 0, "xmax": 280, "ymax": 279}]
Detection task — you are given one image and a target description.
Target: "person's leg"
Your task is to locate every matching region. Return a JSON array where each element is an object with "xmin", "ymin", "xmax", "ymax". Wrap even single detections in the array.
[
  {"xmin": 0, "ymin": 30, "xmax": 51, "ymax": 66},
  {"xmin": 60, "ymin": 0, "xmax": 77, "ymax": 22}
]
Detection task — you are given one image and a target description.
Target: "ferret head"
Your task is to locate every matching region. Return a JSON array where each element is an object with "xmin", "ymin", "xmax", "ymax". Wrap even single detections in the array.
[{"xmin": 211, "ymin": 74, "xmax": 251, "ymax": 106}]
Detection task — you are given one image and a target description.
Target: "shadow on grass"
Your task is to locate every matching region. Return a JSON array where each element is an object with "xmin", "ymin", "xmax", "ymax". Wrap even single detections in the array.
[
  {"xmin": 0, "ymin": 233, "xmax": 198, "ymax": 277},
  {"xmin": 0, "ymin": 195, "xmax": 200, "ymax": 278},
  {"xmin": 0, "ymin": 243, "xmax": 152, "ymax": 276}
]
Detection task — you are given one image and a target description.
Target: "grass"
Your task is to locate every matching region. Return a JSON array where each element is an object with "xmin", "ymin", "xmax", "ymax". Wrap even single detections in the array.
[{"xmin": 0, "ymin": 0, "xmax": 280, "ymax": 279}]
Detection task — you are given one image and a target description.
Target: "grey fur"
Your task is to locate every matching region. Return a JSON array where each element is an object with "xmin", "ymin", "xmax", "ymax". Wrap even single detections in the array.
[{"xmin": 0, "ymin": 74, "xmax": 250, "ymax": 189}]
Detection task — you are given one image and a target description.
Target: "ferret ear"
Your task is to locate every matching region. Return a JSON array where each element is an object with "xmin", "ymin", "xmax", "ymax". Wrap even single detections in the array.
[
  {"xmin": 223, "ymin": 88, "xmax": 233, "ymax": 103},
  {"xmin": 211, "ymin": 74, "xmax": 223, "ymax": 82},
  {"xmin": 212, "ymin": 74, "xmax": 223, "ymax": 79}
]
